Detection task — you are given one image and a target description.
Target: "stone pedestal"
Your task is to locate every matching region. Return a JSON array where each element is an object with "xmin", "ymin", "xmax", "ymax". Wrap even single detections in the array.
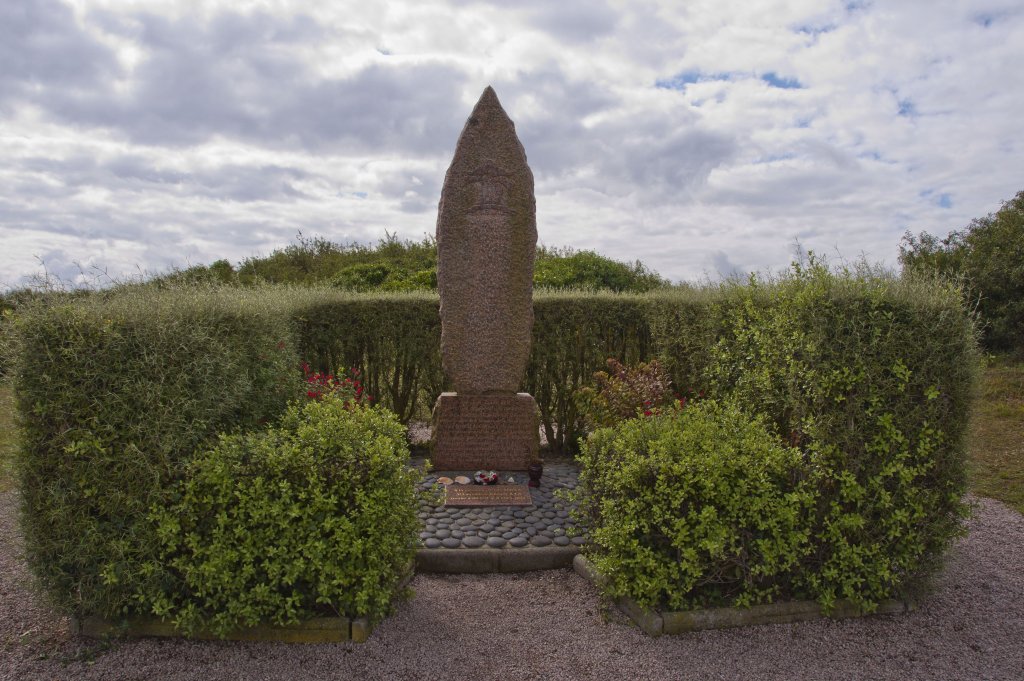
[{"xmin": 431, "ymin": 392, "xmax": 539, "ymax": 470}]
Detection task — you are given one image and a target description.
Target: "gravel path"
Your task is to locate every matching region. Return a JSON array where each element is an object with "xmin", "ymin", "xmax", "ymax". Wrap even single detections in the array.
[{"xmin": 2, "ymin": 490, "xmax": 1022, "ymax": 681}]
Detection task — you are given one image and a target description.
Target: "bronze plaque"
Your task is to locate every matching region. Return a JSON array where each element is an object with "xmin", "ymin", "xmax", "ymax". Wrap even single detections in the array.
[{"xmin": 445, "ymin": 484, "xmax": 533, "ymax": 507}]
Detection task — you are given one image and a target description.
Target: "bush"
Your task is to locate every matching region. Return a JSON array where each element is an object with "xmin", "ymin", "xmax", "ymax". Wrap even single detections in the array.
[
  {"xmin": 705, "ymin": 260, "xmax": 976, "ymax": 609},
  {"xmin": 13, "ymin": 285, "xmax": 299, "ymax": 617},
  {"xmin": 291, "ymin": 289, "xmax": 443, "ymax": 423},
  {"xmin": 145, "ymin": 396, "xmax": 418, "ymax": 636},
  {"xmin": 575, "ymin": 357, "xmax": 675, "ymax": 429},
  {"xmin": 12, "ymin": 264, "xmax": 978, "ymax": 619},
  {"xmin": 575, "ymin": 400, "xmax": 815, "ymax": 610},
  {"xmin": 900, "ymin": 189, "xmax": 1024, "ymax": 351},
  {"xmin": 585, "ymin": 259, "xmax": 980, "ymax": 613},
  {"xmin": 526, "ymin": 292, "xmax": 652, "ymax": 452}
]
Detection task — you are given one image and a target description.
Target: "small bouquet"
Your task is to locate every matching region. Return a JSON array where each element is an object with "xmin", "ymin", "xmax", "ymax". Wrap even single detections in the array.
[{"xmin": 473, "ymin": 470, "xmax": 499, "ymax": 485}]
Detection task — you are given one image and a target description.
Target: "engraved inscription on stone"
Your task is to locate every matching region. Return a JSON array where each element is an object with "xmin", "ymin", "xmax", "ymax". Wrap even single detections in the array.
[
  {"xmin": 445, "ymin": 484, "xmax": 533, "ymax": 507},
  {"xmin": 432, "ymin": 393, "xmax": 539, "ymax": 470},
  {"xmin": 469, "ymin": 162, "xmax": 512, "ymax": 214}
]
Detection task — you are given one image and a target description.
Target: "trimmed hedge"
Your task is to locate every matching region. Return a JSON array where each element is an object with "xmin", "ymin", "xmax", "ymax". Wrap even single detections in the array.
[
  {"xmin": 13, "ymin": 287, "xmax": 298, "ymax": 618},
  {"xmin": 577, "ymin": 263, "xmax": 980, "ymax": 612},
  {"xmin": 11, "ymin": 264, "xmax": 978, "ymax": 619},
  {"xmin": 146, "ymin": 397, "xmax": 418, "ymax": 635},
  {"xmin": 290, "ymin": 290, "xmax": 444, "ymax": 423}
]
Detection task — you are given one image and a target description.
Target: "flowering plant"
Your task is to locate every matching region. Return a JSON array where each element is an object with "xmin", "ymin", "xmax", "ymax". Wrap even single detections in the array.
[
  {"xmin": 575, "ymin": 358, "xmax": 676, "ymax": 429},
  {"xmin": 301, "ymin": 363, "xmax": 372, "ymax": 406}
]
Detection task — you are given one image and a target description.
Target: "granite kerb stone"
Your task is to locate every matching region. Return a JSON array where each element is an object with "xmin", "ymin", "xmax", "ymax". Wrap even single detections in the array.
[
  {"xmin": 416, "ymin": 544, "xmax": 579, "ymax": 573},
  {"xmin": 572, "ymin": 554, "xmax": 915, "ymax": 637},
  {"xmin": 73, "ymin": 613, "xmax": 370, "ymax": 644}
]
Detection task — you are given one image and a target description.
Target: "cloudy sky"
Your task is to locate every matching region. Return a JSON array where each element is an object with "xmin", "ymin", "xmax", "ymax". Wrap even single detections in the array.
[{"xmin": 2, "ymin": 0, "xmax": 1022, "ymax": 288}]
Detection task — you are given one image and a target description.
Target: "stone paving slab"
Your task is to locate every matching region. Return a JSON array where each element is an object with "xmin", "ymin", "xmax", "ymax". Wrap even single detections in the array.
[{"xmin": 413, "ymin": 457, "xmax": 587, "ymax": 569}]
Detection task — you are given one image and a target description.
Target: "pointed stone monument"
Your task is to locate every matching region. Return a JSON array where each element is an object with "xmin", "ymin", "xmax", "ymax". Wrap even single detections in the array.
[{"xmin": 431, "ymin": 86, "xmax": 540, "ymax": 471}]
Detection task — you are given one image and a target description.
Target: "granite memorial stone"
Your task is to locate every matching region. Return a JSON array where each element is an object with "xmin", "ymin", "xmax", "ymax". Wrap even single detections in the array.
[{"xmin": 432, "ymin": 86, "xmax": 540, "ymax": 471}]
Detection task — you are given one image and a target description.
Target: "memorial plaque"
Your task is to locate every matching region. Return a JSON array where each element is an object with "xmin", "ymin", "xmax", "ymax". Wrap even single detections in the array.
[
  {"xmin": 445, "ymin": 484, "xmax": 534, "ymax": 508},
  {"xmin": 432, "ymin": 392, "xmax": 538, "ymax": 470}
]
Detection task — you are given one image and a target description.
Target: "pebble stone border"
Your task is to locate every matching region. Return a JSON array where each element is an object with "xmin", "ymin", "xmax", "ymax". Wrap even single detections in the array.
[{"xmin": 413, "ymin": 458, "xmax": 588, "ymax": 551}]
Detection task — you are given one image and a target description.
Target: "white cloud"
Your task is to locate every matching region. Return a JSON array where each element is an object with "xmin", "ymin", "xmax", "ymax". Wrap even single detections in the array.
[{"xmin": 2, "ymin": 0, "xmax": 1023, "ymax": 289}]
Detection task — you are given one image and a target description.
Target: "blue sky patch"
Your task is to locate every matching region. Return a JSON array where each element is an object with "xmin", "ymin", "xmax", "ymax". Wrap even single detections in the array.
[
  {"xmin": 897, "ymin": 99, "xmax": 916, "ymax": 117},
  {"xmin": 762, "ymin": 72, "xmax": 803, "ymax": 89},
  {"xmin": 656, "ymin": 70, "xmax": 732, "ymax": 90}
]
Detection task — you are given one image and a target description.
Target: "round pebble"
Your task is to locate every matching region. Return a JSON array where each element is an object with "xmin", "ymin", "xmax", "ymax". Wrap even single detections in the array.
[{"xmin": 413, "ymin": 460, "xmax": 588, "ymax": 552}]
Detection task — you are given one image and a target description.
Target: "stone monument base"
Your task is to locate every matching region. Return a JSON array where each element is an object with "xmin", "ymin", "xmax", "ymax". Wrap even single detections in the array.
[{"xmin": 431, "ymin": 392, "xmax": 539, "ymax": 470}]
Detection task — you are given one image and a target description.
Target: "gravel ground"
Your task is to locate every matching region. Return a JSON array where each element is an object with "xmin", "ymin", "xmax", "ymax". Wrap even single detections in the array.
[{"xmin": 2, "ymin": 490, "xmax": 1022, "ymax": 681}]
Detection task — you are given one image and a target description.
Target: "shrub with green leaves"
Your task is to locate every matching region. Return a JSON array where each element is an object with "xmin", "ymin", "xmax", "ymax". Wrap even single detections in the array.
[
  {"xmin": 526, "ymin": 291, "xmax": 652, "ymax": 453},
  {"xmin": 575, "ymin": 399, "xmax": 816, "ymax": 611},
  {"xmin": 13, "ymin": 285, "xmax": 299, "ymax": 618},
  {"xmin": 145, "ymin": 396, "xmax": 418, "ymax": 636},
  {"xmin": 705, "ymin": 260, "xmax": 977, "ymax": 610}
]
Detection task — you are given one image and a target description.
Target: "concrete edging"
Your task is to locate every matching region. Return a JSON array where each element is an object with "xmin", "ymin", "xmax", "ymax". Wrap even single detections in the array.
[
  {"xmin": 73, "ymin": 614, "xmax": 371, "ymax": 644},
  {"xmin": 573, "ymin": 554, "xmax": 914, "ymax": 636},
  {"xmin": 415, "ymin": 545, "xmax": 579, "ymax": 573}
]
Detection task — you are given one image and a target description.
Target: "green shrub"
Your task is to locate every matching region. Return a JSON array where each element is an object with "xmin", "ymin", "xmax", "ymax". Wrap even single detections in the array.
[
  {"xmin": 13, "ymin": 285, "xmax": 299, "ymax": 617},
  {"xmin": 290, "ymin": 289, "xmax": 443, "ymax": 423},
  {"xmin": 526, "ymin": 292, "xmax": 652, "ymax": 453},
  {"xmin": 575, "ymin": 399, "xmax": 816, "ymax": 610},
  {"xmin": 900, "ymin": 189, "xmax": 1024, "ymax": 351},
  {"xmin": 533, "ymin": 246, "xmax": 667, "ymax": 292},
  {"xmin": 706, "ymin": 260, "xmax": 977, "ymax": 609},
  {"xmin": 145, "ymin": 396, "xmax": 418, "ymax": 636},
  {"xmin": 12, "ymin": 265, "xmax": 978, "ymax": 619}
]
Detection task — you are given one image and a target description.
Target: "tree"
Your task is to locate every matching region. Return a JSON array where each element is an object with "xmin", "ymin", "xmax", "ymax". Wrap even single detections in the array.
[{"xmin": 900, "ymin": 190, "xmax": 1024, "ymax": 351}]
